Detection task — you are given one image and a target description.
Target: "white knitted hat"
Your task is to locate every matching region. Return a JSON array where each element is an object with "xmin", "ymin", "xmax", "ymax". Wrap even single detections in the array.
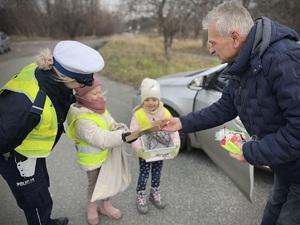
[{"xmin": 140, "ymin": 78, "xmax": 161, "ymax": 103}]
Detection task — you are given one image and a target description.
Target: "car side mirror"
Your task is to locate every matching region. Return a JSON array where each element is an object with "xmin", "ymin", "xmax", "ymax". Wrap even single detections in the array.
[{"xmin": 202, "ymin": 76, "xmax": 210, "ymax": 90}]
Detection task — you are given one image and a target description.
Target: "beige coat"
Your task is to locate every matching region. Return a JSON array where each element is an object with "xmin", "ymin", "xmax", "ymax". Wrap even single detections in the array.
[{"xmin": 66, "ymin": 104, "xmax": 129, "ymax": 171}]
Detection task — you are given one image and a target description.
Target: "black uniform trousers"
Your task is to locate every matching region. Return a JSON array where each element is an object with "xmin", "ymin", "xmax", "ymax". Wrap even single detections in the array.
[{"xmin": 0, "ymin": 155, "xmax": 56, "ymax": 225}]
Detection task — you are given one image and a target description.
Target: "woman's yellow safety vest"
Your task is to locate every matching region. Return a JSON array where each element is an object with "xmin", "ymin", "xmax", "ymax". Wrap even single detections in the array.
[
  {"xmin": 0, "ymin": 63, "xmax": 58, "ymax": 157},
  {"xmin": 134, "ymin": 107, "xmax": 172, "ymax": 130},
  {"xmin": 66, "ymin": 110, "xmax": 110, "ymax": 166}
]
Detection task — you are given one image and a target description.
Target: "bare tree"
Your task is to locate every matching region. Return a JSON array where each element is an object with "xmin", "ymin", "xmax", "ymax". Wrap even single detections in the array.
[
  {"xmin": 249, "ymin": 0, "xmax": 300, "ymax": 34},
  {"xmin": 120, "ymin": 0, "xmax": 195, "ymax": 60},
  {"xmin": 50, "ymin": 0, "xmax": 87, "ymax": 38},
  {"xmin": 190, "ymin": 0, "xmax": 212, "ymax": 48},
  {"xmin": 0, "ymin": 0, "xmax": 119, "ymax": 38},
  {"xmin": 190, "ymin": 0, "xmax": 300, "ymax": 49},
  {"xmin": 1, "ymin": 0, "xmax": 299, "ymax": 42},
  {"xmin": 0, "ymin": 0, "xmax": 44, "ymax": 37},
  {"xmin": 0, "ymin": 0, "xmax": 16, "ymax": 34},
  {"xmin": 154, "ymin": 0, "xmax": 195, "ymax": 59}
]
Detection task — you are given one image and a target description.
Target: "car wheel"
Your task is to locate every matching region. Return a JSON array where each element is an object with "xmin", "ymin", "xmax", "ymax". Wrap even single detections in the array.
[{"xmin": 165, "ymin": 107, "xmax": 188, "ymax": 151}]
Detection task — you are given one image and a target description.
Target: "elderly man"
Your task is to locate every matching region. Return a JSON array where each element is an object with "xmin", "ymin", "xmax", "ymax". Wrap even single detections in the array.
[{"xmin": 161, "ymin": 1, "xmax": 300, "ymax": 224}]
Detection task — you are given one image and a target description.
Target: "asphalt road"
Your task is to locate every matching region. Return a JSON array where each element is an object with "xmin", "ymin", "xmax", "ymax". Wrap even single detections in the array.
[{"xmin": 0, "ymin": 40, "xmax": 273, "ymax": 225}]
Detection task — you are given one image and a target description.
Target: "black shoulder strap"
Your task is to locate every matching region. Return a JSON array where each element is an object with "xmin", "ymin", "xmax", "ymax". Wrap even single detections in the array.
[{"xmin": 29, "ymin": 89, "xmax": 46, "ymax": 115}]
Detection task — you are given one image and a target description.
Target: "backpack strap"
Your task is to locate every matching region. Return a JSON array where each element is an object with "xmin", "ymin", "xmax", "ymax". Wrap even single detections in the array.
[{"xmin": 29, "ymin": 89, "xmax": 46, "ymax": 115}]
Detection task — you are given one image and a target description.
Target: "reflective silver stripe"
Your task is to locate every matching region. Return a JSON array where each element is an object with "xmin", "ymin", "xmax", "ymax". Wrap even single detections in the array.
[
  {"xmin": 36, "ymin": 208, "xmax": 42, "ymax": 225},
  {"xmin": 31, "ymin": 105, "xmax": 43, "ymax": 111},
  {"xmin": 76, "ymin": 145, "xmax": 105, "ymax": 153}
]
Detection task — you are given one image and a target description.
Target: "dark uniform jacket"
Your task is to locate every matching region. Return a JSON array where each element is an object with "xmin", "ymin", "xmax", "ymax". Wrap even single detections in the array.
[
  {"xmin": 180, "ymin": 17, "xmax": 300, "ymax": 183},
  {"xmin": 0, "ymin": 67, "xmax": 75, "ymax": 155}
]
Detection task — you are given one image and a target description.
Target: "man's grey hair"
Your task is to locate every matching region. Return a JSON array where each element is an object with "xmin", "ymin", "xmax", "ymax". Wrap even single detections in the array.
[{"xmin": 202, "ymin": 0, "xmax": 254, "ymax": 38}]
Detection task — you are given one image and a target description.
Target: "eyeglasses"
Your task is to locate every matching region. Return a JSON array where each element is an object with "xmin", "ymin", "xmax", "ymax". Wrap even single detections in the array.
[{"xmin": 76, "ymin": 77, "xmax": 94, "ymax": 87}]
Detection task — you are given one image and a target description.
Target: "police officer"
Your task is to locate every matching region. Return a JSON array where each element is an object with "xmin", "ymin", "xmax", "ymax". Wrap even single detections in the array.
[{"xmin": 0, "ymin": 40, "xmax": 105, "ymax": 225}]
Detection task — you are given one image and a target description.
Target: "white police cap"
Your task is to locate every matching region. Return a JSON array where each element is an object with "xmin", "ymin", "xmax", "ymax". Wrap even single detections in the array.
[{"xmin": 53, "ymin": 40, "xmax": 104, "ymax": 80}]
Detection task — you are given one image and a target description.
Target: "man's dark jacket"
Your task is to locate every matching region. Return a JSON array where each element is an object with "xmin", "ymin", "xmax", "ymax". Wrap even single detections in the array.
[{"xmin": 180, "ymin": 17, "xmax": 300, "ymax": 183}]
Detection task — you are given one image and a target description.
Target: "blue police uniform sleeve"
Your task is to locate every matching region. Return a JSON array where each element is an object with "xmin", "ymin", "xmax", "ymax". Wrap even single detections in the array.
[{"xmin": 0, "ymin": 91, "xmax": 40, "ymax": 154}]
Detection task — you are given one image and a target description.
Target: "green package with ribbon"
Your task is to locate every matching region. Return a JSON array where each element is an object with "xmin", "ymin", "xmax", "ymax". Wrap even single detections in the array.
[{"xmin": 215, "ymin": 126, "xmax": 246, "ymax": 154}]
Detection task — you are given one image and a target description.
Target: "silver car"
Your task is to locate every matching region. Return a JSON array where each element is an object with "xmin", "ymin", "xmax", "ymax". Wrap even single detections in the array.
[
  {"xmin": 0, "ymin": 31, "xmax": 12, "ymax": 54},
  {"xmin": 133, "ymin": 63, "xmax": 259, "ymax": 201}
]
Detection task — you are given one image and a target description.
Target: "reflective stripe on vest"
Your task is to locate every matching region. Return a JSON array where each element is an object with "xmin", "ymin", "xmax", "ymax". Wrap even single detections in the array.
[
  {"xmin": 66, "ymin": 110, "xmax": 110, "ymax": 166},
  {"xmin": 134, "ymin": 108, "xmax": 171, "ymax": 130},
  {"xmin": 76, "ymin": 145, "xmax": 106, "ymax": 153},
  {"xmin": 0, "ymin": 63, "xmax": 57, "ymax": 157}
]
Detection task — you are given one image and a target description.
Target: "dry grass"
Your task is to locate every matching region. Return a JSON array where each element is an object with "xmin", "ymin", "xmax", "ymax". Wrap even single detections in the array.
[{"xmin": 99, "ymin": 34, "xmax": 219, "ymax": 88}]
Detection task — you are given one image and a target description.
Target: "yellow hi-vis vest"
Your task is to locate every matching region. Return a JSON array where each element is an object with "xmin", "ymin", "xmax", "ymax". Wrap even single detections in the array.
[
  {"xmin": 0, "ymin": 63, "xmax": 58, "ymax": 157},
  {"xmin": 66, "ymin": 110, "xmax": 110, "ymax": 166},
  {"xmin": 134, "ymin": 107, "xmax": 172, "ymax": 130}
]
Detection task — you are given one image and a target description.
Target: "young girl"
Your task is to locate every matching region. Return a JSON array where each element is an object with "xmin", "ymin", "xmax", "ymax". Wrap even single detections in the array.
[
  {"xmin": 66, "ymin": 76, "xmax": 133, "ymax": 225},
  {"xmin": 129, "ymin": 78, "xmax": 180, "ymax": 214}
]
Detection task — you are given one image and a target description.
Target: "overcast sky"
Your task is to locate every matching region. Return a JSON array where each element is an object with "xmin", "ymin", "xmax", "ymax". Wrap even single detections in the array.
[{"xmin": 101, "ymin": 0, "xmax": 119, "ymax": 10}]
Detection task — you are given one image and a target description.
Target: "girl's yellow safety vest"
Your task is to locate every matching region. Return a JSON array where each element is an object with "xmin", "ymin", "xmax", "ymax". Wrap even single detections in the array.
[
  {"xmin": 0, "ymin": 63, "xmax": 58, "ymax": 157},
  {"xmin": 134, "ymin": 107, "xmax": 171, "ymax": 130},
  {"xmin": 66, "ymin": 110, "xmax": 110, "ymax": 166}
]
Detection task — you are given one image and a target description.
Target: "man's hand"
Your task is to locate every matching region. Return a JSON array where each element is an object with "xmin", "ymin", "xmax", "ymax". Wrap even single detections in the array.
[
  {"xmin": 229, "ymin": 141, "xmax": 247, "ymax": 162},
  {"xmin": 160, "ymin": 117, "xmax": 182, "ymax": 132}
]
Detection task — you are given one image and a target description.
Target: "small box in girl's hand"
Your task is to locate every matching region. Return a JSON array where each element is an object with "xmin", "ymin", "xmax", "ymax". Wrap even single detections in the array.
[{"xmin": 141, "ymin": 131, "xmax": 176, "ymax": 162}]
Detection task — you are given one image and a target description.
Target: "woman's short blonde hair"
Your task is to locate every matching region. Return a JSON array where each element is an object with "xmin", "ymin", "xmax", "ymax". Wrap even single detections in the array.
[{"xmin": 36, "ymin": 48, "xmax": 76, "ymax": 83}]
